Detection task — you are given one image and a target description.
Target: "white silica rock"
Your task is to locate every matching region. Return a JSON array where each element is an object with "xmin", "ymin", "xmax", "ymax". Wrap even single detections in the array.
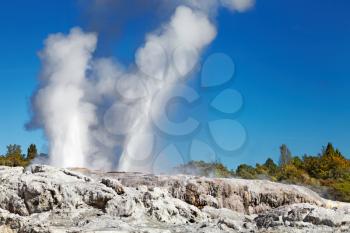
[{"xmin": 0, "ymin": 164, "xmax": 350, "ymax": 232}]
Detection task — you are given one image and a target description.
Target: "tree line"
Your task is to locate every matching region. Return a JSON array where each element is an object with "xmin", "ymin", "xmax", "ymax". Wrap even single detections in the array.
[
  {"xmin": 176, "ymin": 143, "xmax": 350, "ymax": 202},
  {"xmin": 0, "ymin": 144, "xmax": 38, "ymax": 167}
]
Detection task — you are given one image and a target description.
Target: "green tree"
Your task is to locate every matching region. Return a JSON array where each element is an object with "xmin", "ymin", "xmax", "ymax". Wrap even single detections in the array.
[
  {"xmin": 236, "ymin": 164, "xmax": 257, "ymax": 179},
  {"xmin": 5, "ymin": 144, "xmax": 27, "ymax": 167},
  {"xmin": 255, "ymin": 163, "xmax": 269, "ymax": 176},
  {"xmin": 291, "ymin": 156, "xmax": 303, "ymax": 169},
  {"xmin": 27, "ymin": 144, "xmax": 38, "ymax": 161},
  {"xmin": 279, "ymin": 144, "xmax": 292, "ymax": 167},
  {"xmin": 278, "ymin": 163, "xmax": 311, "ymax": 184},
  {"xmin": 303, "ymin": 155, "xmax": 323, "ymax": 179},
  {"xmin": 322, "ymin": 143, "xmax": 337, "ymax": 157},
  {"xmin": 264, "ymin": 158, "xmax": 278, "ymax": 175},
  {"xmin": 6, "ymin": 144, "xmax": 22, "ymax": 156}
]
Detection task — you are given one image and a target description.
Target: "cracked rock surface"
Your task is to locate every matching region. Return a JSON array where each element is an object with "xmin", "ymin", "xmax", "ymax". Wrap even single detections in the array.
[{"xmin": 1, "ymin": 165, "xmax": 350, "ymax": 232}]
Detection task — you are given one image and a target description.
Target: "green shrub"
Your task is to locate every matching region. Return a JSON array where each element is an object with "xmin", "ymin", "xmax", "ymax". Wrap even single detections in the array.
[
  {"xmin": 236, "ymin": 164, "xmax": 257, "ymax": 179},
  {"xmin": 329, "ymin": 181, "xmax": 350, "ymax": 202}
]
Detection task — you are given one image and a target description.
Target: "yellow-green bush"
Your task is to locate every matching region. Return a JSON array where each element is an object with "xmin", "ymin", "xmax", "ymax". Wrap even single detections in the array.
[{"xmin": 329, "ymin": 181, "xmax": 350, "ymax": 202}]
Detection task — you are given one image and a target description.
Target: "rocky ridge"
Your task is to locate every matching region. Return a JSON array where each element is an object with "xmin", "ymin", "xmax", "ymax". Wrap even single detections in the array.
[{"xmin": 0, "ymin": 165, "xmax": 350, "ymax": 232}]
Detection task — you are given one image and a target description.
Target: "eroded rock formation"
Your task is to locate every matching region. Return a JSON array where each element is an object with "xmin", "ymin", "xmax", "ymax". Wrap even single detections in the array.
[{"xmin": 0, "ymin": 165, "xmax": 349, "ymax": 232}]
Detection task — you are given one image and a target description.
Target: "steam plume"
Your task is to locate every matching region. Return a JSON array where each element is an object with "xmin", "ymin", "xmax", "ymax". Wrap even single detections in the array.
[
  {"xmin": 28, "ymin": 0, "xmax": 255, "ymax": 171},
  {"xmin": 28, "ymin": 29, "xmax": 97, "ymax": 168}
]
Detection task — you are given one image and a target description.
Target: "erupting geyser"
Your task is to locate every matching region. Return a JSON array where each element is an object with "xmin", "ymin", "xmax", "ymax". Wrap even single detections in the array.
[{"xmin": 27, "ymin": 0, "xmax": 255, "ymax": 171}]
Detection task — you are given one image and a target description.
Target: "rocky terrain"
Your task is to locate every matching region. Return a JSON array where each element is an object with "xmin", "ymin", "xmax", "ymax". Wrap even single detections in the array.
[{"xmin": 1, "ymin": 165, "xmax": 350, "ymax": 232}]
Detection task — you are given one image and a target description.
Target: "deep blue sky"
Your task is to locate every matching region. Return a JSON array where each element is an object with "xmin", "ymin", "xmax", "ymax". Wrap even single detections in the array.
[{"xmin": 1, "ymin": 0, "xmax": 350, "ymax": 168}]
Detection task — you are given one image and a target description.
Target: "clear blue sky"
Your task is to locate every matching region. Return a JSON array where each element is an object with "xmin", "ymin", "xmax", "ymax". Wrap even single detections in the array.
[{"xmin": 1, "ymin": 0, "xmax": 350, "ymax": 168}]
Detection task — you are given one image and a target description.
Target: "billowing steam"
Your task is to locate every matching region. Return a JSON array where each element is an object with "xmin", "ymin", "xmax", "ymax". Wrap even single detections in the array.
[{"xmin": 27, "ymin": 0, "xmax": 255, "ymax": 171}]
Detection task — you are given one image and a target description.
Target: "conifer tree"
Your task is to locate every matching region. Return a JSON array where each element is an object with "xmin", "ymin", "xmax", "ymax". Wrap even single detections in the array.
[
  {"xmin": 27, "ymin": 144, "xmax": 38, "ymax": 161},
  {"xmin": 279, "ymin": 144, "xmax": 292, "ymax": 166}
]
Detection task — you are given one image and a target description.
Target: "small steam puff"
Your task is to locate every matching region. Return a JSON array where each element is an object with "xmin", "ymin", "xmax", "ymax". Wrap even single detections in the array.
[{"xmin": 29, "ymin": 1, "xmax": 254, "ymax": 172}]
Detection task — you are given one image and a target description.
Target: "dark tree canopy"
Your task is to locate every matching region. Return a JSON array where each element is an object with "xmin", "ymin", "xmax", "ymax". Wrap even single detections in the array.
[{"xmin": 27, "ymin": 144, "xmax": 38, "ymax": 161}]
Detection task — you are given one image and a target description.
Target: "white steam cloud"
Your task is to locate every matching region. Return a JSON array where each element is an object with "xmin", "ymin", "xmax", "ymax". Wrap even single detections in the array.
[
  {"xmin": 28, "ymin": 0, "xmax": 254, "ymax": 171},
  {"xmin": 31, "ymin": 29, "xmax": 97, "ymax": 168}
]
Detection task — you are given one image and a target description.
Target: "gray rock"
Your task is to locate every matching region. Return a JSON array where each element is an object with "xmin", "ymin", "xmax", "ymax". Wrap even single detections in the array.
[
  {"xmin": 0, "ymin": 164, "xmax": 350, "ymax": 233},
  {"xmin": 101, "ymin": 177, "xmax": 125, "ymax": 195}
]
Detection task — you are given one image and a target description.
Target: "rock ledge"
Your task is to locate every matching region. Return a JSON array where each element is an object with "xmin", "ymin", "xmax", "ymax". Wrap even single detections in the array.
[{"xmin": 0, "ymin": 165, "xmax": 350, "ymax": 232}]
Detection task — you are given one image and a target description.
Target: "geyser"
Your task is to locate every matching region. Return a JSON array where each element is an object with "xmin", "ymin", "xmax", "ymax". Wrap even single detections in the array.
[{"xmin": 27, "ymin": 0, "xmax": 255, "ymax": 171}]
